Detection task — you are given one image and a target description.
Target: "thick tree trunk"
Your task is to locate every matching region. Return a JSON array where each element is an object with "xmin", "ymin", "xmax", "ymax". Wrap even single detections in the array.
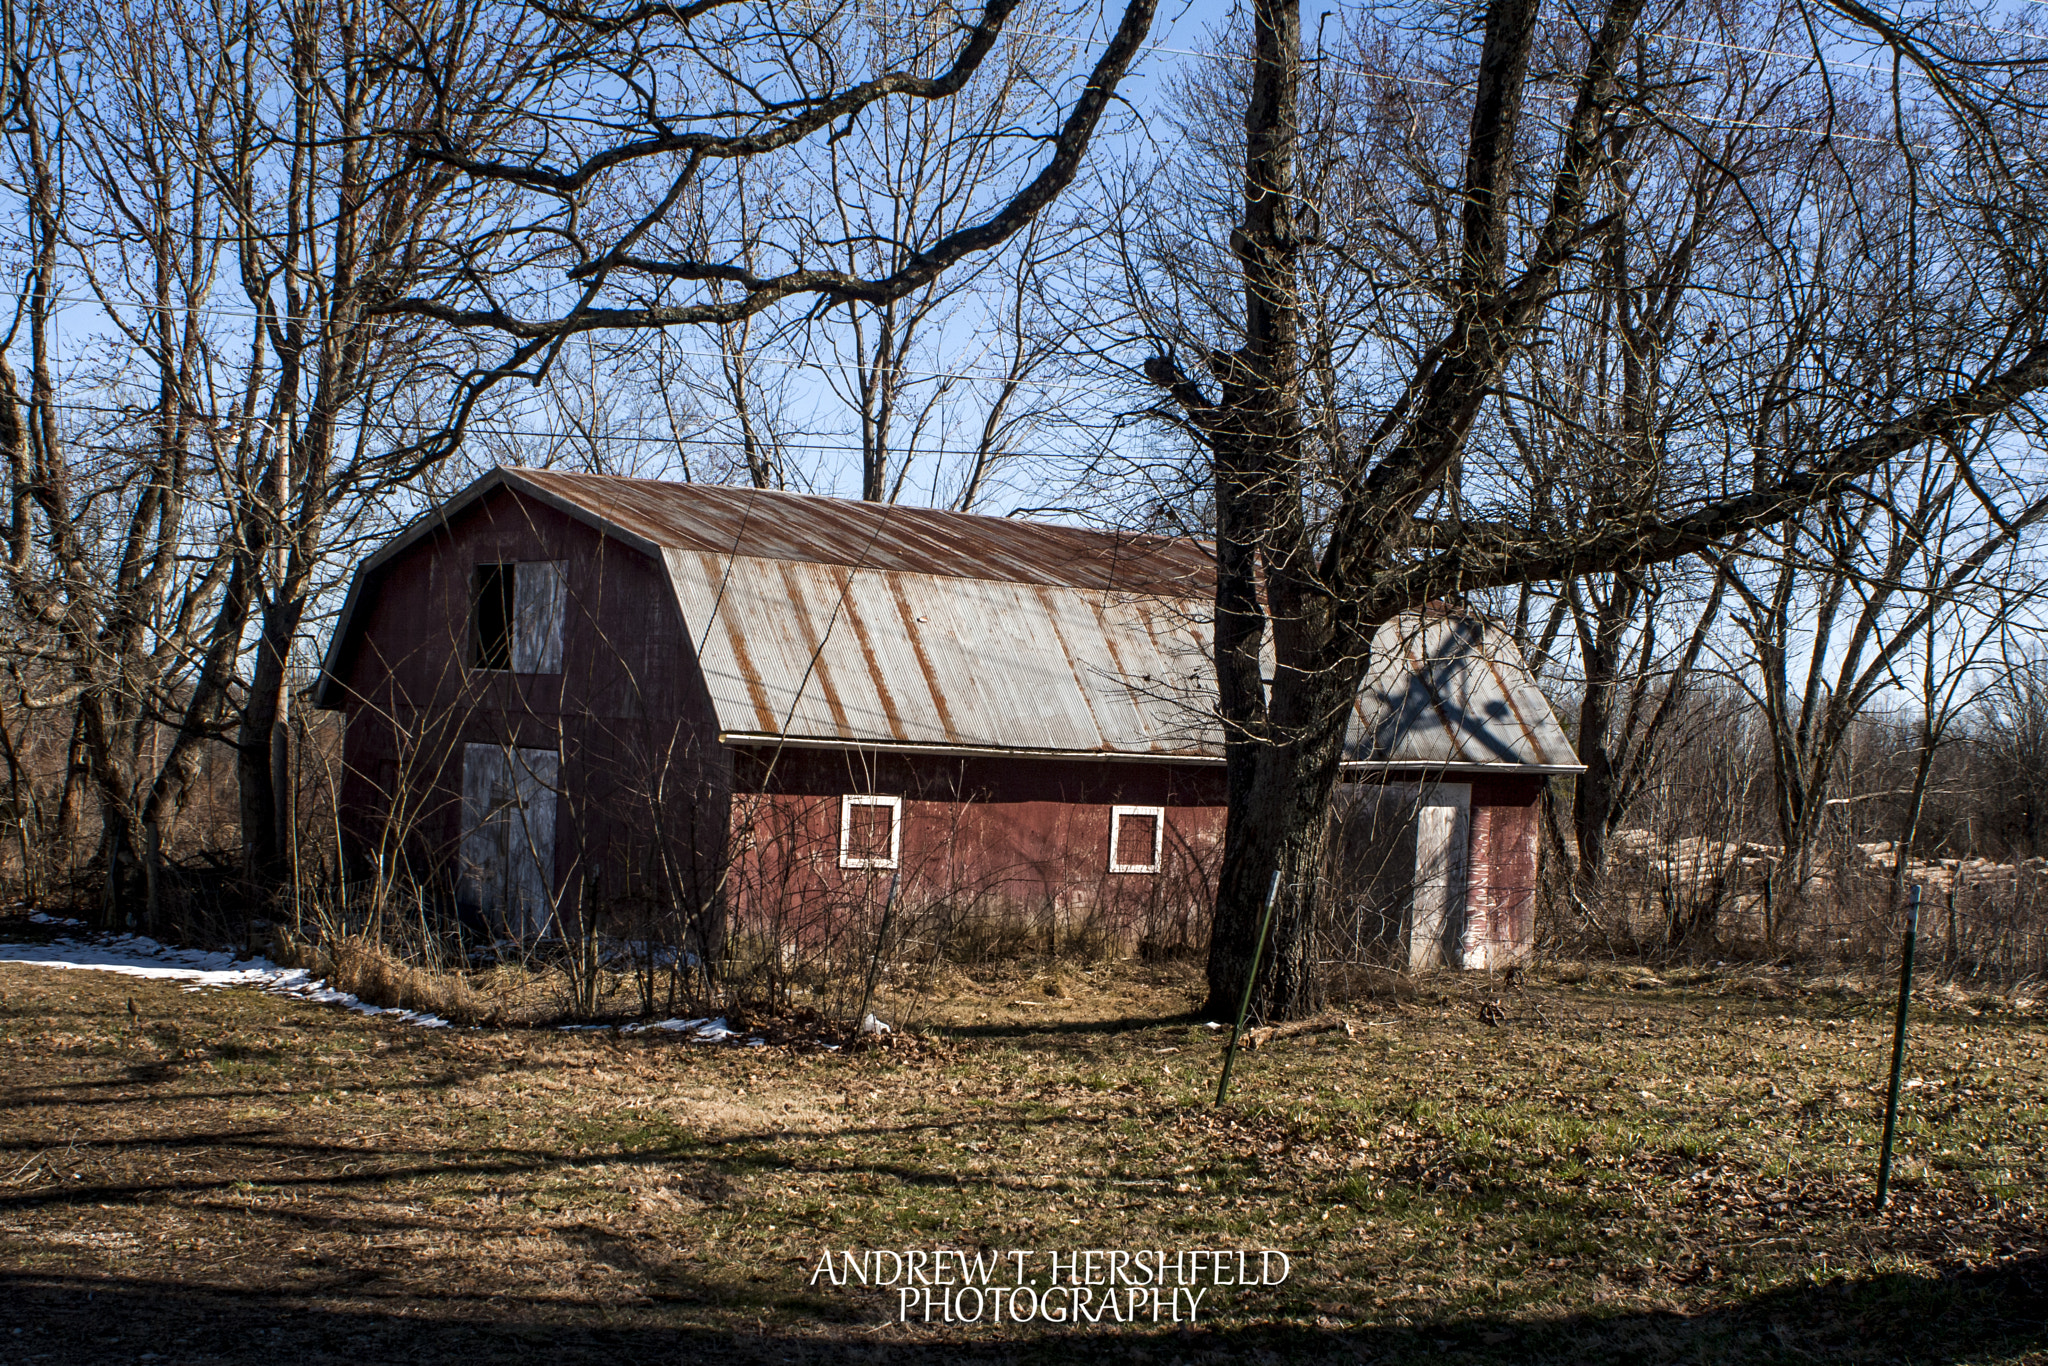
[
  {"xmin": 1204, "ymin": 656, "xmax": 1357, "ymax": 1022},
  {"xmin": 1573, "ymin": 683, "xmax": 1618, "ymax": 894},
  {"xmin": 1204, "ymin": 730, "xmax": 1348, "ymax": 1023},
  {"xmin": 1569, "ymin": 581, "xmax": 1634, "ymax": 895},
  {"xmin": 1185, "ymin": 0, "xmax": 1644, "ymax": 1019},
  {"xmin": 238, "ymin": 599, "xmax": 301, "ymax": 891}
]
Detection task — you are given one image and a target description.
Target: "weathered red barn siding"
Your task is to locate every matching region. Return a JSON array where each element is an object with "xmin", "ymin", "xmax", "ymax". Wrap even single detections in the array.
[
  {"xmin": 320, "ymin": 469, "xmax": 1565, "ymax": 965},
  {"xmin": 327, "ymin": 485, "xmax": 728, "ymax": 920},
  {"xmin": 1464, "ymin": 775, "xmax": 1542, "ymax": 964},
  {"xmin": 722, "ymin": 747, "xmax": 1226, "ymax": 949},
  {"xmin": 723, "ymin": 752, "xmax": 1546, "ymax": 963}
]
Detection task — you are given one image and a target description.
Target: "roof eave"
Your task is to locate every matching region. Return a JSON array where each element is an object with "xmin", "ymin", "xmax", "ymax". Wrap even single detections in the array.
[
  {"xmin": 717, "ymin": 732, "xmax": 1226, "ymax": 766},
  {"xmin": 1339, "ymin": 759, "xmax": 1587, "ymax": 776},
  {"xmin": 718, "ymin": 731, "xmax": 1584, "ymax": 775}
]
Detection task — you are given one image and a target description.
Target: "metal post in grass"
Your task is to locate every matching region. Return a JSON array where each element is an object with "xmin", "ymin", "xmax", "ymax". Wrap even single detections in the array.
[
  {"xmin": 1876, "ymin": 883, "xmax": 1921, "ymax": 1211},
  {"xmin": 1215, "ymin": 870, "xmax": 1283, "ymax": 1106}
]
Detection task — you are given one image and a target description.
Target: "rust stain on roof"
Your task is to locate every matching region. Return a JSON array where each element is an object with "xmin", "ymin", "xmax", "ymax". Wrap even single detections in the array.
[
  {"xmin": 512, "ymin": 466, "xmax": 1212, "ymax": 596},
  {"xmin": 716, "ymin": 595, "xmax": 778, "ymax": 734},
  {"xmin": 884, "ymin": 574, "xmax": 959, "ymax": 741},
  {"xmin": 320, "ymin": 466, "xmax": 1577, "ymax": 771},
  {"xmin": 775, "ymin": 560, "xmax": 856, "ymax": 741},
  {"xmin": 1032, "ymin": 583, "xmax": 1109, "ymax": 744},
  {"xmin": 835, "ymin": 564, "xmax": 908, "ymax": 743}
]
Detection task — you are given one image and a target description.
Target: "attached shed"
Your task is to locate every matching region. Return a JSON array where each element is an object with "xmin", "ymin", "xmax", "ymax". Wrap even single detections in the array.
[{"xmin": 313, "ymin": 467, "xmax": 1580, "ymax": 969}]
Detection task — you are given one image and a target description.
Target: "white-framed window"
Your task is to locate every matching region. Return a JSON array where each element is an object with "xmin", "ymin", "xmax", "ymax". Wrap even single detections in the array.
[
  {"xmin": 839, "ymin": 794, "xmax": 902, "ymax": 870},
  {"xmin": 1109, "ymin": 805, "xmax": 1166, "ymax": 874}
]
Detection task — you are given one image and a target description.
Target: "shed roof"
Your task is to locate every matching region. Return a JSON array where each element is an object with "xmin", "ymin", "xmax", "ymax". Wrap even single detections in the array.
[{"xmin": 314, "ymin": 467, "xmax": 1581, "ymax": 773}]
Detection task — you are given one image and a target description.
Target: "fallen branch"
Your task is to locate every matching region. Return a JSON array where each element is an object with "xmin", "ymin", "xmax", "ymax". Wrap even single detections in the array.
[{"xmin": 1240, "ymin": 1015, "xmax": 1358, "ymax": 1049}]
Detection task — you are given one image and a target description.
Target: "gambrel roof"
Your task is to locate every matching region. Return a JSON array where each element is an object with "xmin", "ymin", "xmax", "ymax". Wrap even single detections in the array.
[{"xmin": 315, "ymin": 467, "xmax": 1581, "ymax": 773}]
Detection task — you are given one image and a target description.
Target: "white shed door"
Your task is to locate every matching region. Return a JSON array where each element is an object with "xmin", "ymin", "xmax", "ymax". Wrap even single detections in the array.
[
  {"xmin": 460, "ymin": 744, "xmax": 559, "ymax": 936},
  {"xmin": 1408, "ymin": 782, "xmax": 1471, "ymax": 970}
]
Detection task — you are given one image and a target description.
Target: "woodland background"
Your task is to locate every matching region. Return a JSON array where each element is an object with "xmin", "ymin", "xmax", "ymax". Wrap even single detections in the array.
[{"xmin": 1, "ymin": 0, "xmax": 2046, "ymax": 1017}]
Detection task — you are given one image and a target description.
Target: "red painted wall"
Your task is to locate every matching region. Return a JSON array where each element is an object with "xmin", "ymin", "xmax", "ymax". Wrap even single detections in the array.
[
  {"xmin": 330, "ymin": 485, "xmax": 729, "ymax": 927},
  {"xmin": 721, "ymin": 746, "xmax": 1227, "ymax": 952},
  {"xmin": 328, "ymin": 486, "xmax": 1550, "ymax": 962}
]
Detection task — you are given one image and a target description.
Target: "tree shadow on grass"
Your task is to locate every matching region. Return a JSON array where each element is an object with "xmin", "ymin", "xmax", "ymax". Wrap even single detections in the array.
[
  {"xmin": 2, "ymin": 1251, "xmax": 2041, "ymax": 1366},
  {"xmin": 931, "ymin": 1012, "xmax": 1211, "ymax": 1043}
]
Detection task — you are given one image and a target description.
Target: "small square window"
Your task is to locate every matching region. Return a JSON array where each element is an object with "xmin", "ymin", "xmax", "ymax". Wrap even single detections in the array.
[
  {"xmin": 839, "ymin": 795, "xmax": 901, "ymax": 869},
  {"xmin": 1109, "ymin": 805, "xmax": 1164, "ymax": 873}
]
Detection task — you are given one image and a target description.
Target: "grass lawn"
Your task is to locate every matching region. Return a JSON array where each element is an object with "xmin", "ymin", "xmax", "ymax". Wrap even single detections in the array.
[{"xmin": 0, "ymin": 947, "xmax": 2043, "ymax": 1364}]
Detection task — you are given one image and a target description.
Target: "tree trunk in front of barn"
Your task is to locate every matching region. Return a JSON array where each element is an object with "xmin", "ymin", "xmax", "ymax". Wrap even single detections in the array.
[
  {"xmin": 1181, "ymin": 0, "xmax": 1615, "ymax": 1022},
  {"xmin": 1203, "ymin": 498, "xmax": 1370, "ymax": 1022},
  {"xmin": 1190, "ymin": 0, "xmax": 1322, "ymax": 1023},
  {"xmin": 1204, "ymin": 705, "xmax": 1354, "ymax": 1024}
]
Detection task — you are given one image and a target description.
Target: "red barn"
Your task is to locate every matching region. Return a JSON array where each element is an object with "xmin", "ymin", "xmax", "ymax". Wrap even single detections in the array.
[{"xmin": 312, "ymin": 467, "xmax": 1579, "ymax": 970}]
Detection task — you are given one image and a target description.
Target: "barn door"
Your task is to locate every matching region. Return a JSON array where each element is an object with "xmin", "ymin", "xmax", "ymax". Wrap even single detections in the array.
[
  {"xmin": 510, "ymin": 561, "xmax": 567, "ymax": 673},
  {"xmin": 1328, "ymin": 783, "xmax": 1420, "ymax": 960},
  {"xmin": 1409, "ymin": 782, "xmax": 1471, "ymax": 970},
  {"xmin": 460, "ymin": 744, "xmax": 560, "ymax": 937}
]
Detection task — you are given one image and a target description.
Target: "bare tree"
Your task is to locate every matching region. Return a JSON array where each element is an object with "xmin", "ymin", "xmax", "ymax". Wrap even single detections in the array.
[
  {"xmin": 1127, "ymin": 0, "xmax": 2048, "ymax": 1019},
  {"xmin": 0, "ymin": 0, "xmax": 536, "ymax": 922},
  {"xmin": 1717, "ymin": 432, "xmax": 2048, "ymax": 944},
  {"xmin": 0, "ymin": 0, "xmax": 237, "ymax": 923},
  {"xmin": 1973, "ymin": 642, "xmax": 2048, "ymax": 862},
  {"xmin": 633, "ymin": 10, "xmax": 1083, "ymax": 506},
  {"xmin": 379, "ymin": 0, "xmax": 1165, "ymax": 464}
]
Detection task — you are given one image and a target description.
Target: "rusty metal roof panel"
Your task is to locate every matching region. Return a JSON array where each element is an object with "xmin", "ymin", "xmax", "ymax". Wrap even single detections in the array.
[
  {"xmin": 317, "ymin": 465, "xmax": 1574, "ymax": 768},
  {"xmin": 1345, "ymin": 616, "xmax": 1578, "ymax": 770},
  {"xmin": 515, "ymin": 467, "xmax": 1211, "ymax": 596},
  {"xmin": 666, "ymin": 550, "xmax": 1218, "ymax": 757},
  {"xmin": 665, "ymin": 543, "xmax": 1573, "ymax": 768}
]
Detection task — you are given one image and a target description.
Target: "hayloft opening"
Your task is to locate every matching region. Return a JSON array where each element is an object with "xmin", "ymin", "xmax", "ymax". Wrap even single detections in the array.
[{"xmin": 472, "ymin": 563, "xmax": 514, "ymax": 670}]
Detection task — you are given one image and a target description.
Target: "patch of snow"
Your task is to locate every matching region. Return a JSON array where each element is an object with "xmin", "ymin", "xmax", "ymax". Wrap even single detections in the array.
[
  {"xmin": 27, "ymin": 911, "xmax": 85, "ymax": 927},
  {"xmin": 0, "ymin": 933, "xmax": 449, "ymax": 1028},
  {"xmin": 859, "ymin": 1013, "xmax": 890, "ymax": 1036},
  {"xmin": 554, "ymin": 1015, "xmax": 742, "ymax": 1043}
]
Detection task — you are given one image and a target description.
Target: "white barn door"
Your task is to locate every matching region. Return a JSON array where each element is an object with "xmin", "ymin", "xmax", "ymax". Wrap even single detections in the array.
[
  {"xmin": 1407, "ymin": 782, "xmax": 1471, "ymax": 970},
  {"xmin": 460, "ymin": 744, "xmax": 560, "ymax": 936}
]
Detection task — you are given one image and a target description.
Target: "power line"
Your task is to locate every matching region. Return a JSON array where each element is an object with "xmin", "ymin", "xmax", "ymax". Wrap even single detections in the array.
[{"xmin": 12, "ymin": 393, "xmax": 1105, "ymax": 465}]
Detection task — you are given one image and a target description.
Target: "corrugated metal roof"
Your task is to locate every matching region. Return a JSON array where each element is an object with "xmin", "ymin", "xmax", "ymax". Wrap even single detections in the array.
[
  {"xmin": 316, "ymin": 466, "xmax": 1580, "ymax": 771},
  {"xmin": 669, "ymin": 549, "xmax": 1218, "ymax": 758},
  {"xmin": 1346, "ymin": 614, "xmax": 1579, "ymax": 770},
  {"xmin": 512, "ymin": 467, "xmax": 1213, "ymax": 596}
]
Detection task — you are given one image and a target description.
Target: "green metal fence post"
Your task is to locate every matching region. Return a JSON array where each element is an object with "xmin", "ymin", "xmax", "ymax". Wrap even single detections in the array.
[
  {"xmin": 1216, "ymin": 870, "xmax": 1283, "ymax": 1106},
  {"xmin": 1876, "ymin": 883, "xmax": 1921, "ymax": 1210}
]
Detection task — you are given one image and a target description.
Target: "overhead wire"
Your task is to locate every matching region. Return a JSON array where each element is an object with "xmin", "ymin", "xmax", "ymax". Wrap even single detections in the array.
[{"xmin": 9, "ymin": 393, "xmax": 1099, "ymax": 466}]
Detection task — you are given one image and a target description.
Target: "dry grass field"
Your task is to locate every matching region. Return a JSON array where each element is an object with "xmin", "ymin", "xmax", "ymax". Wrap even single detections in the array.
[{"xmin": 0, "ymin": 933, "xmax": 2043, "ymax": 1365}]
